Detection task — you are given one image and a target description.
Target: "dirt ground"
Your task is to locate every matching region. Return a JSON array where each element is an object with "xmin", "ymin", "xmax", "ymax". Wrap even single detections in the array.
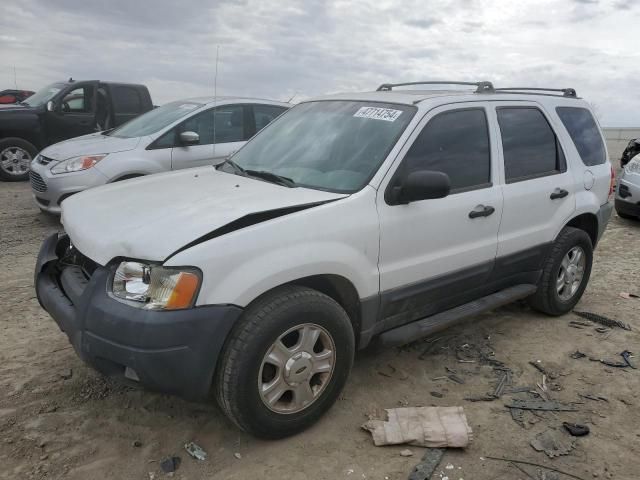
[{"xmin": 0, "ymin": 181, "xmax": 638, "ymax": 480}]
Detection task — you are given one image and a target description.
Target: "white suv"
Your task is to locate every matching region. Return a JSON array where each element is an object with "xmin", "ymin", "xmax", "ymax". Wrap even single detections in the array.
[{"xmin": 34, "ymin": 81, "xmax": 613, "ymax": 438}]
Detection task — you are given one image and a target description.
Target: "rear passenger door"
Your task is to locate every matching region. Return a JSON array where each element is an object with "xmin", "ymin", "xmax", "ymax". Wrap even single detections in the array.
[
  {"xmin": 377, "ymin": 103, "xmax": 503, "ymax": 330},
  {"xmin": 491, "ymin": 103, "xmax": 576, "ymax": 276}
]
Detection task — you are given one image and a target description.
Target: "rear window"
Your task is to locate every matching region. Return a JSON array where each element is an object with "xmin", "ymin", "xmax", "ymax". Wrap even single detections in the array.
[
  {"xmin": 556, "ymin": 107, "xmax": 606, "ymax": 166},
  {"xmin": 112, "ymin": 86, "xmax": 143, "ymax": 113}
]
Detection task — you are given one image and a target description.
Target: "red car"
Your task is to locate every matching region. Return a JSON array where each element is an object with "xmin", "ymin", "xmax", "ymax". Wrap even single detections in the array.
[{"xmin": 0, "ymin": 89, "xmax": 35, "ymax": 104}]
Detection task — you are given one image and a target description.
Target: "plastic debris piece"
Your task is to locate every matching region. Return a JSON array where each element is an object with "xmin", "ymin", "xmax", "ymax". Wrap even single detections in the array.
[
  {"xmin": 578, "ymin": 393, "xmax": 608, "ymax": 402},
  {"xmin": 362, "ymin": 406, "xmax": 472, "ymax": 447},
  {"xmin": 619, "ymin": 292, "xmax": 639, "ymax": 299},
  {"xmin": 570, "ymin": 351, "xmax": 587, "ymax": 359},
  {"xmin": 573, "ymin": 311, "xmax": 631, "ymax": 331},
  {"xmin": 448, "ymin": 374, "xmax": 465, "ymax": 384},
  {"xmin": 505, "ymin": 399, "xmax": 578, "ymax": 412},
  {"xmin": 530, "ymin": 429, "xmax": 575, "ymax": 458},
  {"xmin": 621, "ymin": 350, "xmax": 636, "ymax": 369},
  {"xmin": 563, "ymin": 422, "xmax": 590, "ymax": 437},
  {"xmin": 400, "ymin": 449, "xmax": 414, "ymax": 457},
  {"xmin": 510, "ymin": 408, "xmax": 526, "ymax": 428},
  {"xmin": 184, "ymin": 441, "xmax": 207, "ymax": 461},
  {"xmin": 160, "ymin": 456, "xmax": 181, "ymax": 474},
  {"xmin": 430, "ymin": 391, "xmax": 443, "ymax": 398},
  {"xmin": 464, "ymin": 395, "xmax": 496, "ymax": 402},
  {"xmin": 234, "ymin": 452, "xmax": 242, "ymax": 459},
  {"xmin": 408, "ymin": 448, "xmax": 444, "ymax": 480}
]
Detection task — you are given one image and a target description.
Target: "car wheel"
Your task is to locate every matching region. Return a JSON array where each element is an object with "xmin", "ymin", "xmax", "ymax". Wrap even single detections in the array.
[
  {"xmin": 528, "ymin": 226, "xmax": 593, "ymax": 316},
  {"xmin": 215, "ymin": 285, "xmax": 355, "ymax": 438},
  {"xmin": 0, "ymin": 137, "xmax": 37, "ymax": 181}
]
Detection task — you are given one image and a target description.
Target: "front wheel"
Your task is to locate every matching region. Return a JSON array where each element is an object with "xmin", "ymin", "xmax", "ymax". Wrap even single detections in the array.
[
  {"xmin": 0, "ymin": 138, "xmax": 37, "ymax": 181},
  {"xmin": 215, "ymin": 285, "xmax": 355, "ymax": 438},
  {"xmin": 529, "ymin": 227, "xmax": 593, "ymax": 316}
]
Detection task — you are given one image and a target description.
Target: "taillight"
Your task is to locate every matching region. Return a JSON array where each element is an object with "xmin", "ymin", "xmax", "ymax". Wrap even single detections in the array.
[{"xmin": 609, "ymin": 165, "xmax": 615, "ymax": 200}]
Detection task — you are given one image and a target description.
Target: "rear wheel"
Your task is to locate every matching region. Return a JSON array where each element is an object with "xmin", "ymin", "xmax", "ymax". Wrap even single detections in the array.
[
  {"xmin": 215, "ymin": 285, "xmax": 355, "ymax": 438},
  {"xmin": 0, "ymin": 138, "xmax": 37, "ymax": 181},
  {"xmin": 529, "ymin": 227, "xmax": 593, "ymax": 316}
]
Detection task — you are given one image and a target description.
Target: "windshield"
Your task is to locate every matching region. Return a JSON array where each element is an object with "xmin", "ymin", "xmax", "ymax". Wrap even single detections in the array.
[
  {"xmin": 230, "ymin": 101, "xmax": 416, "ymax": 193},
  {"xmin": 23, "ymin": 83, "xmax": 64, "ymax": 107},
  {"xmin": 107, "ymin": 101, "xmax": 202, "ymax": 138}
]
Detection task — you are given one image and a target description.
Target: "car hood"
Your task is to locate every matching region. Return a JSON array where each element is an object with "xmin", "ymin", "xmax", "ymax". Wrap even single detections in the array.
[
  {"xmin": 62, "ymin": 167, "xmax": 347, "ymax": 265},
  {"xmin": 41, "ymin": 133, "xmax": 142, "ymax": 160}
]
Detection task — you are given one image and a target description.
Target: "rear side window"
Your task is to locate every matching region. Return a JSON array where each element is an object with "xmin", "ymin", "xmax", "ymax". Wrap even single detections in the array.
[
  {"xmin": 402, "ymin": 108, "xmax": 491, "ymax": 192},
  {"xmin": 254, "ymin": 104, "xmax": 287, "ymax": 132},
  {"xmin": 497, "ymin": 107, "xmax": 565, "ymax": 182},
  {"xmin": 112, "ymin": 86, "xmax": 142, "ymax": 113},
  {"xmin": 556, "ymin": 107, "xmax": 606, "ymax": 166}
]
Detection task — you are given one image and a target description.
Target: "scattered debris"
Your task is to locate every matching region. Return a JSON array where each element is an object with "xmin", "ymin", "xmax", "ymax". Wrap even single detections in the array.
[
  {"xmin": 132, "ymin": 440, "xmax": 142, "ymax": 448},
  {"xmin": 529, "ymin": 361, "xmax": 559, "ymax": 379},
  {"xmin": 530, "ymin": 429, "xmax": 576, "ymax": 458},
  {"xmin": 464, "ymin": 395, "xmax": 497, "ymax": 402},
  {"xmin": 160, "ymin": 456, "xmax": 181, "ymax": 474},
  {"xmin": 234, "ymin": 452, "xmax": 242, "ymax": 459},
  {"xmin": 505, "ymin": 399, "xmax": 578, "ymax": 412},
  {"xmin": 430, "ymin": 391, "xmax": 443, "ymax": 398},
  {"xmin": 592, "ymin": 351, "xmax": 636, "ymax": 369},
  {"xmin": 377, "ymin": 363, "xmax": 408, "ymax": 379},
  {"xmin": 362, "ymin": 406, "xmax": 472, "ymax": 447},
  {"xmin": 569, "ymin": 320, "xmax": 592, "ymax": 328},
  {"xmin": 400, "ymin": 449, "xmax": 414, "ymax": 457},
  {"xmin": 58, "ymin": 369, "xmax": 73, "ymax": 380},
  {"xmin": 563, "ymin": 422, "xmax": 590, "ymax": 437},
  {"xmin": 621, "ymin": 350, "xmax": 636, "ymax": 369},
  {"xmin": 510, "ymin": 407, "xmax": 526, "ymax": 428},
  {"xmin": 618, "ymin": 292, "xmax": 639, "ymax": 300},
  {"xmin": 485, "ymin": 456, "xmax": 586, "ymax": 480},
  {"xmin": 408, "ymin": 448, "xmax": 444, "ymax": 480},
  {"xmin": 570, "ymin": 351, "xmax": 587, "ymax": 359},
  {"xmin": 184, "ymin": 441, "xmax": 207, "ymax": 461},
  {"xmin": 573, "ymin": 311, "xmax": 631, "ymax": 331},
  {"xmin": 578, "ymin": 393, "xmax": 608, "ymax": 402},
  {"xmin": 148, "ymin": 473, "xmax": 155, "ymax": 480},
  {"xmin": 448, "ymin": 374, "xmax": 465, "ymax": 385}
]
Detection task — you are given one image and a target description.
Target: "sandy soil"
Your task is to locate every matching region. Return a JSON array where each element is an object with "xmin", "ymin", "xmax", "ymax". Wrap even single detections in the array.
[{"xmin": 0, "ymin": 181, "xmax": 638, "ymax": 480}]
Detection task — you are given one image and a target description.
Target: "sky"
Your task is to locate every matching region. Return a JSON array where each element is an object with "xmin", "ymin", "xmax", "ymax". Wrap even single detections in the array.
[{"xmin": 1, "ymin": 0, "xmax": 638, "ymax": 126}]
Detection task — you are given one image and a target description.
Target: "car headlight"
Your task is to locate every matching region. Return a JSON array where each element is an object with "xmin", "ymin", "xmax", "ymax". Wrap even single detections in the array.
[
  {"xmin": 111, "ymin": 261, "xmax": 201, "ymax": 310},
  {"xmin": 625, "ymin": 157, "xmax": 640, "ymax": 175},
  {"xmin": 51, "ymin": 154, "xmax": 107, "ymax": 174}
]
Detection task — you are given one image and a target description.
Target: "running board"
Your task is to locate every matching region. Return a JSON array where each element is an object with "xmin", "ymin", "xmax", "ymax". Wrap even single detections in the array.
[{"xmin": 375, "ymin": 284, "xmax": 538, "ymax": 349}]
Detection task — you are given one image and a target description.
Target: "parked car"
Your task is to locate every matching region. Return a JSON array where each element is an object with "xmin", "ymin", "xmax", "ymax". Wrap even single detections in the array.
[
  {"xmin": 620, "ymin": 138, "xmax": 640, "ymax": 167},
  {"xmin": 35, "ymin": 81, "xmax": 613, "ymax": 438},
  {"xmin": 0, "ymin": 89, "xmax": 35, "ymax": 104},
  {"xmin": 29, "ymin": 97, "xmax": 289, "ymax": 214},
  {"xmin": 0, "ymin": 79, "xmax": 153, "ymax": 181},
  {"xmin": 615, "ymin": 153, "xmax": 640, "ymax": 219}
]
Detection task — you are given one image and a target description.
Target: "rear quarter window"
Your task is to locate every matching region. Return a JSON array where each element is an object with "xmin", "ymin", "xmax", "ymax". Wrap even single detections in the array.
[
  {"xmin": 556, "ymin": 107, "xmax": 606, "ymax": 166},
  {"xmin": 112, "ymin": 86, "xmax": 143, "ymax": 114}
]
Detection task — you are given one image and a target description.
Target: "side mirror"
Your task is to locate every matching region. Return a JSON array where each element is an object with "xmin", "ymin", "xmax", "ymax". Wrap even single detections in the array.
[
  {"xmin": 391, "ymin": 170, "xmax": 451, "ymax": 204},
  {"xmin": 179, "ymin": 131, "xmax": 199, "ymax": 146},
  {"xmin": 46, "ymin": 101, "xmax": 55, "ymax": 112}
]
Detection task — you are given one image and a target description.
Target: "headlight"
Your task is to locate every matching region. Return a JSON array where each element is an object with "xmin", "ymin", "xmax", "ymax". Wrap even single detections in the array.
[
  {"xmin": 625, "ymin": 157, "xmax": 640, "ymax": 175},
  {"xmin": 51, "ymin": 154, "xmax": 107, "ymax": 174},
  {"xmin": 111, "ymin": 261, "xmax": 201, "ymax": 310}
]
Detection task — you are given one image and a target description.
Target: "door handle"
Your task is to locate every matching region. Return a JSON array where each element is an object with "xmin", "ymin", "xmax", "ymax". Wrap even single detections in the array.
[
  {"xmin": 550, "ymin": 188, "xmax": 569, "ymax": 200},
  {"xmin": 468, "ymin": 205, "xmax": 495, "ymax": 219}
]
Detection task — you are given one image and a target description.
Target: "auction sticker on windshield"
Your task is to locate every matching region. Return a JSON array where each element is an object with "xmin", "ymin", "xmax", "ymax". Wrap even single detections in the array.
[{"xmin": 354, "ymin": 106, "xmax": 403, "ymax": 122}]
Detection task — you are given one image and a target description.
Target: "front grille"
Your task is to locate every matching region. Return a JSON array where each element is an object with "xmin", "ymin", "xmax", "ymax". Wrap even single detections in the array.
[
  {"xmin": 37, "ymin": 155, "xmax": 54, "ymax": 165},
  {"xmin": 29, "ymin": 171, "xmax": 47, "ymax": 192}
]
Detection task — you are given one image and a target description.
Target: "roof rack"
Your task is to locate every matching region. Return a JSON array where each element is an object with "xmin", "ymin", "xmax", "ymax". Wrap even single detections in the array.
[
  {"xmin": 494, "ymin": 87, "xmax": 577, "ymax": 98},
  {"xmin": 376, "ymin": 81, "xmax": 495, "ymax": 94}
]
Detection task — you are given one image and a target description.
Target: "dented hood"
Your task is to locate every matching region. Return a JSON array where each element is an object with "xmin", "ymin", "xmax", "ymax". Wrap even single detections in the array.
[{"xmin": 62, "ymin": 167, "xmax": 346, "ymax": 265}]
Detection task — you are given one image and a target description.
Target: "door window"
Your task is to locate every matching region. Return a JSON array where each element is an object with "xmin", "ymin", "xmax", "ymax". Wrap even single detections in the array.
[
  {"xmin": 400, "ymin": 108, "xmax": 491, "ymax": 192},
  {"xmin": 253, "ymin": 104, "xmax": 287, "ymax": 132},
  {"xmin": 555, "ymin": 107, "xmax": 606, "ymax": 166},
  {"xmin": 497, "ymin": 107, "xmax": 565, "ymax": 182},
  {"xmin": 61, "ymin": 87, "xmax": 94, "ymax": 113},
  {"xmin": 177, "ymin": 105, "xmax": 245, "ymax": 145}
]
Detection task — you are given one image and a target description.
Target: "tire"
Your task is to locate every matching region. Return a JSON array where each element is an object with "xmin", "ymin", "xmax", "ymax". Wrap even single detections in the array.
[
  {"xmin": 0, "ymin": 137, "xmax": 38, "ymax": 181},
  {"xmin": 528, "ymin": 227, "xmax": 593, "ymax": 316},
  {"xmin": 215, "ymin": 285, "xmax": 355, "ymax": 438},
  {"xmin": 615, "ymin": 208, "xmax": 637, "ymax": 220}
]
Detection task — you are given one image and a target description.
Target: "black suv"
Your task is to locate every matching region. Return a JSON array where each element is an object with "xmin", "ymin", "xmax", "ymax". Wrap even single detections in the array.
[{"xmin": 0, "ymin": 79, "xmax": 153, "ymax": 181}]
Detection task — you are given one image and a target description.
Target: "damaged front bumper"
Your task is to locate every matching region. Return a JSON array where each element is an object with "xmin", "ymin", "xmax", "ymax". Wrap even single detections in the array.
[{"xmin": 34, "ymin": 233, "xmax": 242, "ymax": 400}]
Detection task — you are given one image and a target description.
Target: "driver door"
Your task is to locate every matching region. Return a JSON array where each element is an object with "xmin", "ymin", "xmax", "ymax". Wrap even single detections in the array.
[
  {"xmin": 376, "ymin": 103, "xmax": 503, "ymax": 331},
  {"xmin": 46, "ymin": 82, "xmax": 98, "ymax": 143}
]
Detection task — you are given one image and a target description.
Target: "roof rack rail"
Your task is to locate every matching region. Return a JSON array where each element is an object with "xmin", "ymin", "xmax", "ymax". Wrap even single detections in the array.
[
  {"xmin": 494, "ymin": 87, "xmax": 577, "ymax": 98},
  {"xmin": 377, "ymin": 81, "xmax": 495, "ymax": 93}
]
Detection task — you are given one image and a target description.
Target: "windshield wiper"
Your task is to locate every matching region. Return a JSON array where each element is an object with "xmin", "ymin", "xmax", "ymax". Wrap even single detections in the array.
[
  {"xmin": 245, "ymin": 169, "xmax": 296, "ymax": 188},
  {"xmin": 217, "ymin": 158, "xmax": 248, "ymax": 176}
]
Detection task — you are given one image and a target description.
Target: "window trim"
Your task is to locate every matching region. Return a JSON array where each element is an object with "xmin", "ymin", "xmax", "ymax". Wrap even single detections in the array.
[
  {"xmin": 385, "ymin": 106, "xmax": 493, "ymax": 204},
  {"xmin": 496, "ymin": 105, "xmax": 567, "ymax": 184}
]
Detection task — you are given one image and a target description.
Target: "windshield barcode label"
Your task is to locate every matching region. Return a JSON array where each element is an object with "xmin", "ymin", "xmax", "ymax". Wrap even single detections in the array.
[{"xmin": 354, "ymin": 107, "xmax": 403, "ymax": 122}]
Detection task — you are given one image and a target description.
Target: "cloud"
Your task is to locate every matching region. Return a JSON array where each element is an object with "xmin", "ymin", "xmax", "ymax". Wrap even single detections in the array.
[{"xmin": 0, "ymin": 0, "xmax": 637, "ymax": 125}]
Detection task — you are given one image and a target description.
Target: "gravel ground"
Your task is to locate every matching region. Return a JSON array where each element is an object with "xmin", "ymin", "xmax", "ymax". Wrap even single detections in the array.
[{"xmin": 0, "ymin": 181, "xmax": 638, "ymax": 480}]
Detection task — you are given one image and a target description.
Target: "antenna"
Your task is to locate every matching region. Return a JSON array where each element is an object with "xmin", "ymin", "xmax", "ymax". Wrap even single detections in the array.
[
  {"xmin": 287, "ymin": 92, "xmax": 297, "ymax": 103},
  {"xmin": 212, "ymin": 45, "xmax": 219, "ymax": 159}
]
